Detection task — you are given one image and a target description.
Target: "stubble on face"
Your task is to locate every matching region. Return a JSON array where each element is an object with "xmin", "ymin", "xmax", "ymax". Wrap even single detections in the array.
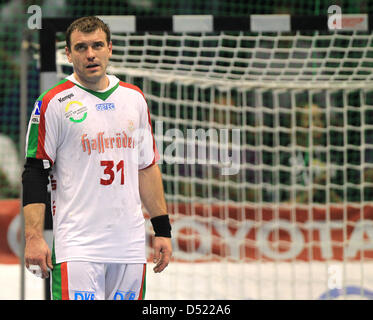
[{"xmin": 65, "ymin": 29, "xmax": 112, "ymax": 91}]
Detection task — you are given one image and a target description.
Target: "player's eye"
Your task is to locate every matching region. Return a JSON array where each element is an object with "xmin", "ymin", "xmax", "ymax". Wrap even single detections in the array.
[
  {"xmin": 93, "ymin": 42, "xmax": 104, "ymax": 49},
  {"xmin": 74, "ymin": 44, "xmax": 87, "ymax": 51}
]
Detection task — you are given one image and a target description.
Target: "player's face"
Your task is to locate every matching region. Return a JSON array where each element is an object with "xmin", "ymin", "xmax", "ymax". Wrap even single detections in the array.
[{"xmin": 66, "ymin": 29, "xmax": 112, "ymax": 90}]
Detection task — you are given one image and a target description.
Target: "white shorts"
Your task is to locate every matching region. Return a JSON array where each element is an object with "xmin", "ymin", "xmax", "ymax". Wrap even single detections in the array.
[{"xmin": 50, "ymin": 261, "xmax": 146, "ymax": 300}]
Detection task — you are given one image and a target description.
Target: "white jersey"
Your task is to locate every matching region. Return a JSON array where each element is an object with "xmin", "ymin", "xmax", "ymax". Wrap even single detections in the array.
[{"xmin": 25, "ymin": 74, "xmax": 159, "ymax": 264}]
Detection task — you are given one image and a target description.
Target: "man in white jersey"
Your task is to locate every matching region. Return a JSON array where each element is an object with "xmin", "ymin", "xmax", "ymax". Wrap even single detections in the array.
[{"xmin": 22, "ymin": 16, "xmax": 172, "ymax": 300}]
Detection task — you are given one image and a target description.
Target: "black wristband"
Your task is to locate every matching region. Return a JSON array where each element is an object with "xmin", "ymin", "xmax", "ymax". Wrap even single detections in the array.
[{"xmin": 150, "ymin": 215, "xmax": 172, "ymax": 238}]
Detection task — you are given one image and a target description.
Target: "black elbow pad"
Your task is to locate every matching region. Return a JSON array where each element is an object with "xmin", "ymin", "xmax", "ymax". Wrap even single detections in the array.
[{"xmin": 22, "ymin": 157, "xmax": 51, "ymax": 206}]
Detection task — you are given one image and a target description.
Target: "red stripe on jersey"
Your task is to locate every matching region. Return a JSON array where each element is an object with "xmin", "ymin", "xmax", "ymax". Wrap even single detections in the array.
[
  {"xmin": 119, "ymin": 81, "xmax": 147, "ymax": 100},
  {"xmin": 61, "ymin": 262, "xmax": 69, "ymax": 300},
  {"xmin": 138, "ymin": 264, "xmax": 146, "ymax": 300},
  {"xmin": 36, "ymin": 80, "xmax": 75, "ymax": 164},
  {"xmin": 143, "ymin": 107, "xmax": 160, "ymax": 168},
  {"xmin": 119, "ymin": 82, "xmax": 160, "ymax": 168}
]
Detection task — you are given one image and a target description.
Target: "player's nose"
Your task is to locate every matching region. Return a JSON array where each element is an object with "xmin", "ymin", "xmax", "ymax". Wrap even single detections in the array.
[{"xmin": 86, "ymin": 46, "xmax": 95, "ymax": 59}]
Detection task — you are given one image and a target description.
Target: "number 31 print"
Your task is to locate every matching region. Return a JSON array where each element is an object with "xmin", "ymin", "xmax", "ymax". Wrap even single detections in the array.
[{"xmin": 100, "ymin": 160, "xmax": 124, "ymax": 185}]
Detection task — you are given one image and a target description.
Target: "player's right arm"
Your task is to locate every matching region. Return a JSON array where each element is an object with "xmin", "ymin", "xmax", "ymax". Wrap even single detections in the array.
[
  {"xmin": 22, "ymin": 91, "xmax": 61, "ymax": 278},
  {"xmin": 22, "ymin": 156, "xmax": 54, "ymax": 278}
]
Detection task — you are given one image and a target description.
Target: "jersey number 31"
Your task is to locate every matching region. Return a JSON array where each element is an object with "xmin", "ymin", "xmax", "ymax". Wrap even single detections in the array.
[{"xmin": 100, "ymin": 160, "xmax": 124, "ymax": 185}]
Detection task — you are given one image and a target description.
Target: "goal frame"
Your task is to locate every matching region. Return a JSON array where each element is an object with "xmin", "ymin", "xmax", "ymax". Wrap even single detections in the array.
[{"xmin": 39, "ymin": 14, "xmax": 373, "ymax": 92}]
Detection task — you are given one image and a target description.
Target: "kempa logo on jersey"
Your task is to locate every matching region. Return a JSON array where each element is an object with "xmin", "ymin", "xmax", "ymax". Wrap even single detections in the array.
[
  {"xmin": 58, "ymin": 92, "xmax": 74, "ymax": 103},
  {"xmin": 65, "ymin": 100, "xmax": 88, "ymax": 123},
  {"xmin": 96, "ymin": 102, "xmax": 115, "ymax": 111},
  {"xmin": 81, "ymin": 131, "xmax": 136, "ymax": 155}
]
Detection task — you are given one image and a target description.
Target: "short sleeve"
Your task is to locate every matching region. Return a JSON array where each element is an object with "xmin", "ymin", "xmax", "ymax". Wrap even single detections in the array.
[
  {"xmin": 137, "ymin": 96, "xmax": 160, "ymax": 170},
  {"xmin": 25, "ymin": 97, "xmax": 59, "ymax": 166}
]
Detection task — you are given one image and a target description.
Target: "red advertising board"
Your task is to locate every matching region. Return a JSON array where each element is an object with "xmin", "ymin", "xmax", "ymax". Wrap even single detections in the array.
[
  {"xmin": 0, "ymin": 199, "xmax": 20, "ymax": 264},
  {"xmin": 2, "ymin": 199, "xmax": 373, "ymax": 264},
  {"xmin": 147, "ymin": 203, "xmax": 373, "ymax": 262}
]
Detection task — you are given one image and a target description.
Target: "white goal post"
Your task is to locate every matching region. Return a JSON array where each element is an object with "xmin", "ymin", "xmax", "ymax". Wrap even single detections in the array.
[{"xmin": 39, "ymin": 15, "xmax": 373, "ymax": 299}]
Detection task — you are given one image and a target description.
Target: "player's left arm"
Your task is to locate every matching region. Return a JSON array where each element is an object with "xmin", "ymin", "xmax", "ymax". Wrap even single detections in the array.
[{"xmin": 139, "ymin": 163, "xmax": 172, "ymax": 273}]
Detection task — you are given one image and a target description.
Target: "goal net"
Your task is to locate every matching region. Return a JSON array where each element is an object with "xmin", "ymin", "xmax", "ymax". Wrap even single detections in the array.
[{"xmin": 54, "ymin": 23, "xmax": 373, "ymax": 299}]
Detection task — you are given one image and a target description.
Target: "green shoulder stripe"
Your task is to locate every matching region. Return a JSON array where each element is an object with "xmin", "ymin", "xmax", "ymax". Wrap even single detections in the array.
[
  {"xmin": 26, "ymin": 79, "xmax": 72, "ymax": 158},
  {"xmin": 36, "ymin": 79, "xmax": 69, "ymax": 101}
]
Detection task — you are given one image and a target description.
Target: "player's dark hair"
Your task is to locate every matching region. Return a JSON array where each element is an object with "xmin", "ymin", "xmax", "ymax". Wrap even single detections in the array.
[{"xmin": 65, "ymin": 16, "xmax": 111, "ymax": 51}]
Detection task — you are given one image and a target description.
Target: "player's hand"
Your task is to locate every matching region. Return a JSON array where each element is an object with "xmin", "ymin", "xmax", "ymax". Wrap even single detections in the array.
[
  {"xmin": 153, "ymin": 237, "xmax": 172, "ymax": 273},
  {"xmin": 24, "ymin": 236, "xmax": 53, "ymax": 279}
]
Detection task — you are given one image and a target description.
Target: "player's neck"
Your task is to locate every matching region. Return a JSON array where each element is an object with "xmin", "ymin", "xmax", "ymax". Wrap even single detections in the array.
[{"xmin": 72, "ymin": 73, "xmax": 109, "ymax": 91}]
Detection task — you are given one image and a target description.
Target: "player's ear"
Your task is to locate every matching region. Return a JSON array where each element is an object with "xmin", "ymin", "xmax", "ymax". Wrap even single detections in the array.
[
  {"xmin": 108, "ymin": 41, "xmax": 113, "ymax": 58},
  {"xmin": 65, "ymin": 46, "xmax": 72, "ymax": 63}
]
